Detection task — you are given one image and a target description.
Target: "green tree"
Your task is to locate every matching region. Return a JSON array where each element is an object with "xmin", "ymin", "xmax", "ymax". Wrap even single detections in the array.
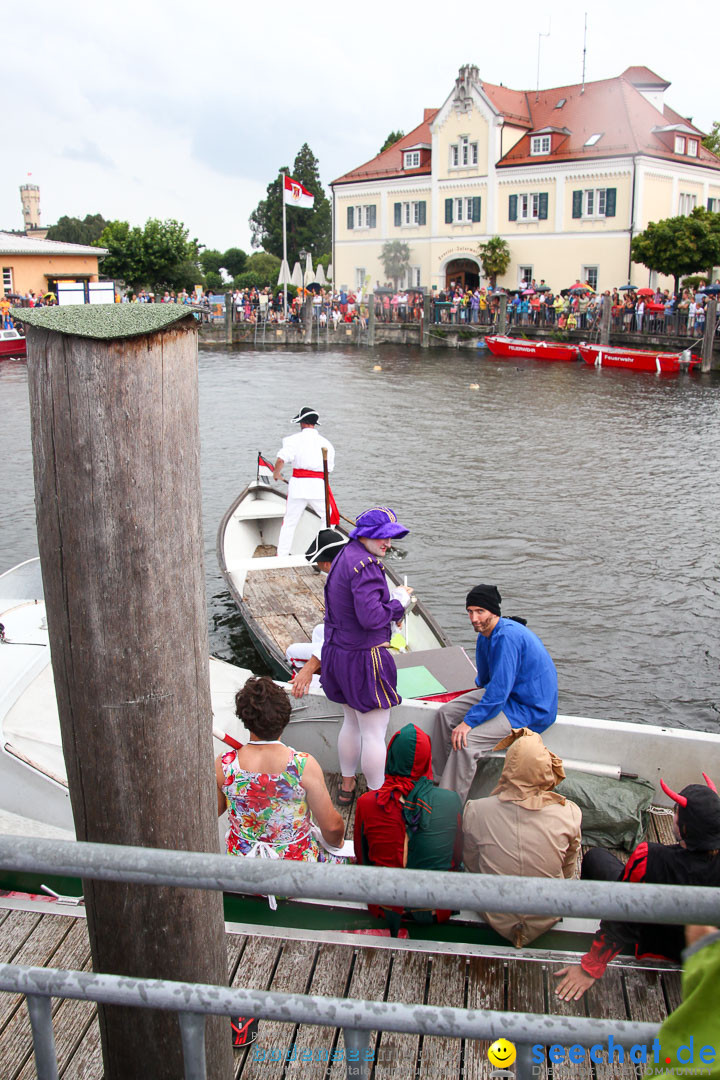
[
  {"xmin": 702, "ymin": 121, "xmax": 720, "ymax": 156},
  {"xmin": 379, "ymin": 130, "xmax": 405, "ymax": 154},
  {"xmin": 46, "ymin": 213, "xmax": 108, "ymax": 245},
  {"xmin": 380, "ymin": 241, "xmax": 410, "ymax": 289},
  {"xmin": 249, "ymin": 144, "xmax": 331, "ymax": 264},
  {"xmin": 631, "ymin": 208, "xmax": 720, "ymax": 297},
  {"xmin": 478, "ymin": 237, "xmax": 511, "ymax": 288},
  {"xmin": 221, "ymin": 247, "xmax": 247, "ymax": 278},
  {"xmin": 97, "ymin": 218, "xmax": 202, "ymax": 292}
]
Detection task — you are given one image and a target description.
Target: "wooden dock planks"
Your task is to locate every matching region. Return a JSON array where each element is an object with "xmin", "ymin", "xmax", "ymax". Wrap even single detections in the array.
[{"xmin": 0, "ymin": 908, "xmax": 682, "ymax": 1080}]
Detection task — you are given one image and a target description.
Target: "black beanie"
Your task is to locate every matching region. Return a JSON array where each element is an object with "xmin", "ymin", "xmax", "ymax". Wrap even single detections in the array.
[{"xmin": 466, "ymin": 584, "xmax": 502, "ymax": 615}]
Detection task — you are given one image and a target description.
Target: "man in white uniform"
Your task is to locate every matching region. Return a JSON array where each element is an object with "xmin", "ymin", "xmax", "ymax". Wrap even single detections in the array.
[{"xmin": 273, "ymin": 407, "xmax": 336, "ymax": 556}]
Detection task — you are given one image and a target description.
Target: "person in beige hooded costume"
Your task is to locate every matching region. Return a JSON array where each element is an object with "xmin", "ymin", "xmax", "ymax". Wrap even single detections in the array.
[{"xmin": 462, "ymin": 728, "xmax": 582, "ymax": 946}]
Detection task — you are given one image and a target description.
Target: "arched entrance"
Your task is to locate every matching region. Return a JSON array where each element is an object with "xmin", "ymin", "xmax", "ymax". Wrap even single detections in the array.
[{"xmin": 445, "ymin": 258, "xmax": 480, "ymax": 291}]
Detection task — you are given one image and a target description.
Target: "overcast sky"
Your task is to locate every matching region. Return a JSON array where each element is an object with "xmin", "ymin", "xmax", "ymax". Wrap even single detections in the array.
[{"xmin": 3, "ymin": 0, "xmax": 715, "ymax": 254}]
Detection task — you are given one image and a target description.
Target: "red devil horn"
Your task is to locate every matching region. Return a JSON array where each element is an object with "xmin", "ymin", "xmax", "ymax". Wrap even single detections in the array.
[
  {"xmin": 702, "ymin": 772, "xmax": 718, "ymax": 794},
  {"xmin": 660, "ymin": 778, "xmax": 688, "ymax": 807}
]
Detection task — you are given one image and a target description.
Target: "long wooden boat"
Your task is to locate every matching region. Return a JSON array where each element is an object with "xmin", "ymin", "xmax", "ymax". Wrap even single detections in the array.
[
  {"xmin": 216, "ymin": 480, "xmax": 453, "ymax": 680},
  {"xmin": 0, "ymin": 328, "xmax": 27, "ymax": 359},
  {"xmin": 579, "ymin": 342, "xmax": 701, "ymax": 373},
  {"xmin": 3, "ymin": 554, "xmax": 719, "ymax": 955},
  {"xmin": 485, "ymin": 335, "xmax": 579, "ymax": 361}
]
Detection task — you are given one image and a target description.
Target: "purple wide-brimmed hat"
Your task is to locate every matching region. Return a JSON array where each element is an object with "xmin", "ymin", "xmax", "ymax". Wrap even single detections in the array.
[{"xmin": 349, "ymin": 506, "xmax": 409, "ymax": 540}]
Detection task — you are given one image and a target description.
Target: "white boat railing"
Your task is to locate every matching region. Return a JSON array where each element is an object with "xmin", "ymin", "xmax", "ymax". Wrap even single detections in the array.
[{"xmin": 1, "ymin": 835, "xmax": 715, "ymax": 1080}]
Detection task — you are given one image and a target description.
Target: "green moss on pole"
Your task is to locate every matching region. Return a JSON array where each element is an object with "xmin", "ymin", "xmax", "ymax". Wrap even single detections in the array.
[{"xmin": 14, "ymin": 303, "xmax": 196, "ymax": 340}]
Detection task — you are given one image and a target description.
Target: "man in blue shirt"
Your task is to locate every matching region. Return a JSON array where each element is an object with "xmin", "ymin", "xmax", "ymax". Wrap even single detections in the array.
[{"xmin": 432, "ymin": 584, "xmax": 558, "ymax": 802}]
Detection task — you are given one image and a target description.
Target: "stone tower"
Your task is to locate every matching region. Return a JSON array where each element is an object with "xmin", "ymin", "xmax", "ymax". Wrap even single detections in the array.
[{"xmin": 20, "ymin": 183, "xmax": 44, "ymax": 234}]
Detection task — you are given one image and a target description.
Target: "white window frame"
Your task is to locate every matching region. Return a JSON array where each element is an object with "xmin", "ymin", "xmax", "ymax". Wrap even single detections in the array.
[
  {"xmin": 454, "ymin": 197, "xmax": 473, "ymax": 223},
  {"xmin": 355, "ymin": 267, "xmax": 366, "ymax": 290},
  {"xmin": 403, "ymin": 266, "xmax": 422, "ymax": 289},
  {"xmin": 2, "ymin": 267, "xmax": 13, "ymax": 294},
  {"xmin": 352, "ymin": 205, "xmax": 376, "ymax": 230},
  {"xmin": 518, "ymin": 193, "xmax": 541, "ymax": 221},
  {"xmin": 582, "ymin": 265, "xmax": 599, "ymax": 291},
  {"xmin": 674, "ymin": 135, "xmax": 686, "ymax": 154},
  {"xmin": 708, "ymin": 198, "xmax": 718, "ymax": 213},
  {"xmin": 450, "ymin": 136, "xmax": 478, "ymax": 168},
  {"xmin": 678, "ymin": 192, "xmax": 697, "ymax": 216},
  {"xmin": 530, "ymin": 135, "xmax": 551, "ymax": 156},
  {"xmin": 518, "ymin": 265, "xmax": 533, "ymax": 287},
  {"xmin": 400, "ymin": 201, "xmax": 422, "ymax": 227},
  {"xmin": 583, "ymin": 188, "xmax": 607, "ymax": 218},
  {"xmin": 687, "ymin": 139, "xmax": 698, "ymax": 157},
  {"xmin": 584, "ymin": 133, "xmax": 603, "ymax": 147},
  {"xmin": 404, "ymin": 151, "xmax": 420, "ymax": 169}
]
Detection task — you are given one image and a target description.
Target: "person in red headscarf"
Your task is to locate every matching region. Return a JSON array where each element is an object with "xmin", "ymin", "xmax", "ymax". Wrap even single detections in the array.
[
  {"xmin": 354, "ymin": 723, "xmax": 463, "ymax": 929},
  {"xmin": 554, "ymin": 772, "xmax": 720, "ymax": 1001}
]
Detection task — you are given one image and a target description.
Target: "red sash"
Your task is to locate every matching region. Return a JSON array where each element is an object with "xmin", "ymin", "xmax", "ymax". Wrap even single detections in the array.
[{"xmin": 291, "ymin": 469, "xmax": 340, "ymax": 525}]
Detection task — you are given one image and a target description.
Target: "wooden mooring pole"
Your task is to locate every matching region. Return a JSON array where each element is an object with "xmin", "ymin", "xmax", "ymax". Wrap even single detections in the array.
[
  {"xmin": 21, "ymin": 305, "xmax": 233, "ymax": 1080},
  {"xmin": 701, "ymin": 298, "xmax": 717, "ymax": 373}
]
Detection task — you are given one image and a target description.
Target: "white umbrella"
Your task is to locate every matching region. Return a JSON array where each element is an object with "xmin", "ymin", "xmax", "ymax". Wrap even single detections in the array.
[
  {"xmin": 327, "ymin": 264, "xmax": 333, "ymax": 285},
  {"xmin": 315, "ymin": 264, "xmax": 327, "ymax": 287},
  {"xmin": 290, "ymin": 262, "xmax": 303, "ymax": 288},
  {"xmin": 277, "ymin": 259, "xmax": 292, "ymax": 286},
  {"xmin": 304, "ymin": 251, "xmax": 316, "ymax": 285}
]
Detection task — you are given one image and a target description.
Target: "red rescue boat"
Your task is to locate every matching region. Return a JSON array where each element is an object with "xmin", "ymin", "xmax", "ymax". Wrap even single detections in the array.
[
  {"xmin": 579, "ymin": 342, "xmax": 701, "ymax": 374},
  {"xmin": 0, "ymin": 328, "xmax": 27, "ymax": 359},
  {"xmin": 484, "ymin": 335, "xmax": 579, "ymax": 362}
]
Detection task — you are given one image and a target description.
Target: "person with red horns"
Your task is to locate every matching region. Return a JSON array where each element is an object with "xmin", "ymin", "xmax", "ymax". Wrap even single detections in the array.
[{"xmin": 555, "ymin": 772, "xmax": 720, "ymax": 1001}]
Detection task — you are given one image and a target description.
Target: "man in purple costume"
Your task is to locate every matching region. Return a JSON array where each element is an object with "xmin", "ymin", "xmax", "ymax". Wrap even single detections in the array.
[{"xmin": 321, "ymin": 506, "xmax": 413, "ymax": 805}]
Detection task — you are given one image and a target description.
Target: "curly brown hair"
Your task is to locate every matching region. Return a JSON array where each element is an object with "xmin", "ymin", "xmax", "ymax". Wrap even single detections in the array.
[{"xmin": 234, "ymin": 676, "xmax": 292, "ymax": 739}]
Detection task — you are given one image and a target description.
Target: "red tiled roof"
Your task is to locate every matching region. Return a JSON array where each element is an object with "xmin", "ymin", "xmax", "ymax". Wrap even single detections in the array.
[
  {"xmin": 333, "ymin": 69, "xmax": 720, "ymax": 185},
  {"xmin": 497, "ymin": 73, "xmax": 720, "ymax": 170},
  {"xmin": 333, "ymin": 111, "xmax": 438, "ymax": 185}
]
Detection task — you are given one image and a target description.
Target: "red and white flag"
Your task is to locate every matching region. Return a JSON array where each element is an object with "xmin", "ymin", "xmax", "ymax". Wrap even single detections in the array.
[
  {"xmin": 283, "ymin": 174, "xmax": 315, "ymax": 210},
  {"xmin": 257, "ymin": 452, "xmax": 274, "ymax": 484}
]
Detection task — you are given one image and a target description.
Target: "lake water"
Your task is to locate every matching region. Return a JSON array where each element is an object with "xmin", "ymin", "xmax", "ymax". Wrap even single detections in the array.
[{"xmin": 2, "ymin": 345, "xmax": 719, "ymax": 731}]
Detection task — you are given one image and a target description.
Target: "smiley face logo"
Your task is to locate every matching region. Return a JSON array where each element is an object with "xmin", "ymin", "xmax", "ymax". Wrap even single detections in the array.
[{"xmin": 488, "ymin": 1038, "xmax": 517, "ymax": 1068}]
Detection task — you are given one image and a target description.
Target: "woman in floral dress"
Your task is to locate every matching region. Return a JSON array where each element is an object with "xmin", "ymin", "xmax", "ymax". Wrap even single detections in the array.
[{"xmin": 215, "ymin": 677, "xmax": 347, "ymax": 867}]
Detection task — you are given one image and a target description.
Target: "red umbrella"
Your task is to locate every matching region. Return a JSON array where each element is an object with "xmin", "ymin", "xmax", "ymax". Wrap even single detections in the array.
[{"xmin": 636, "ymin": 287, "xmax": 654, "ymax": 297}]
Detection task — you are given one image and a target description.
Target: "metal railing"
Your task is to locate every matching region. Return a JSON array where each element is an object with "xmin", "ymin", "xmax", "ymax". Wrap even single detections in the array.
[{"xmin": 2, "ymin": 835, "xmax": 716, "ymax": 1080}]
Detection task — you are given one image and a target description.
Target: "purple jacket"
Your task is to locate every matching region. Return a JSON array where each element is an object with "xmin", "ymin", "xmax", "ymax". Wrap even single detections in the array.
[{"xmin": 324, "ymin": 539, "xmax": 405, "ymax": 650}]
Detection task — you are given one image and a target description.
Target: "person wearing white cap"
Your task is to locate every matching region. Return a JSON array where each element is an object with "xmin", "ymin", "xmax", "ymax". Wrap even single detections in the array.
[{"xmin": 273, "ymin": 407, "xmax": 337, "ymax": 557}]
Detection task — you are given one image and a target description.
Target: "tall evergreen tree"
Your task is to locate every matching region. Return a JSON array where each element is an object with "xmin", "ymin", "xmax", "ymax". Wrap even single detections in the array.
[
  {"xmin": 47, "ymin": 213, "xmax": 108, "ymax": 245},
  {"xmin": 249, "ymin": 144, "xmax": 331, "ymax": 263}
]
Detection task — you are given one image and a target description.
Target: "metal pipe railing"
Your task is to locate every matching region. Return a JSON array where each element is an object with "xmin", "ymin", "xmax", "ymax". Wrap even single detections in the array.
[{"xmin": 1, "ymin": 834, "xmax": 718, "ymax": 924}]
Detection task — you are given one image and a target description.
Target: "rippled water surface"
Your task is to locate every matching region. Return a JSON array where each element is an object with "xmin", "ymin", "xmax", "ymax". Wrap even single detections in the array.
[{"xmin": 2, "ymin": 346, "xmax": 719, "ymax": 730}]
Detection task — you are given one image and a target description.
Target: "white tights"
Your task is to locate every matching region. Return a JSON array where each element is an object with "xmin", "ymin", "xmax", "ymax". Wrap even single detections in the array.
[{"xmin": 337, "ymin": 705, "xmax": 390, "ymax": 791}]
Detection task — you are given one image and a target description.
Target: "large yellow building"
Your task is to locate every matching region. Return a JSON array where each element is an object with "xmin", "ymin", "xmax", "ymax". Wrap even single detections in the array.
[{"xmin": 331, "ymin": 65, "xmax": 720, "ymax": 294}]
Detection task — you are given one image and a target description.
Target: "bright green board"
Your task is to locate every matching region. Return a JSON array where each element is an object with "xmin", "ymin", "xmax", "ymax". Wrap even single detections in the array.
[{"xmin": 396, "ymin": 665, "xmax": 446, "ymax": 698}]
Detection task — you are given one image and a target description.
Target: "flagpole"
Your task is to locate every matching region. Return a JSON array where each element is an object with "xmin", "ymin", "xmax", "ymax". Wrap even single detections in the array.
[{"xmin": 281, "ymin": 170, "xmax": 288, "ymax": 321}]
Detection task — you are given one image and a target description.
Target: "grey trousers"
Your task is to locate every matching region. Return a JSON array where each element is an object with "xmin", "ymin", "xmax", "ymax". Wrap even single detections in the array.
[{"xmin": 431, "ymin": 687, "xmax": 512, "ymax": 803}]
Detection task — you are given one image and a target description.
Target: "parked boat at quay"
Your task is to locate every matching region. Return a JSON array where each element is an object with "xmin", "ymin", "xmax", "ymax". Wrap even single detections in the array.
[
  {"xmin": 579, "ymin": 342, "xmax": 701, "ymax": 373},
  {"xmin": 0, "ymin": 327, "xmax": 26, "ymax": 359},
  {"xmin": 484, "ymin": 335, "xmax": 579, "ymax": 361}
]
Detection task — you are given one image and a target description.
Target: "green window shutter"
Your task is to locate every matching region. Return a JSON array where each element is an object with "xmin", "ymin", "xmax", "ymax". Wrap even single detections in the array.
[
  {"xmin": 368, "ymin": 205, "xmax": 377, "ymax": 228},
  {"xmin": 394, "ymin": 202, "xmax": 401, "ymax": 227},
  {"xmin": 472, "ymin": 196, "xmax": 481, "ymax": 223},
  {"xmin": 572, "ymin": 190, "xmax": 583, "ymax": 218},
  {"xmin": 605, "ymin": 188, "xmax": 616, "ymax": 218},
  {"xmin": 347, "ymin": 207, "xmax": 354, "ymax": 230},
  {"xmin": 445, "ymin": 198, "xmax": 453, "ymax": 224},
  {"xmin": 418, "ymin": 201, "xmax": 427, "ymax": 226},
  {"xmin": 538, "ymin": 192, "xmax": 549, "ymax": 220},
  {"xmin": 508, "ymin": 195, "xmax": 517, "ymax": 221}
]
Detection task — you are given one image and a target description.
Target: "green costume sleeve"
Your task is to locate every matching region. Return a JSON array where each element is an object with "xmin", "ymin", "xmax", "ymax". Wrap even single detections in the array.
[{"xmin": 645, "ymin": 932, "xmax": 720, "ymax": 1079}]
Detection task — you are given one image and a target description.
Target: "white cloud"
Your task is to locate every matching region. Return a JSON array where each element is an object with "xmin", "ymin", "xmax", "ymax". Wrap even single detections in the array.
[{"xmin": 3, "ymin": 0, "xmax": 715, "ymax": 251}]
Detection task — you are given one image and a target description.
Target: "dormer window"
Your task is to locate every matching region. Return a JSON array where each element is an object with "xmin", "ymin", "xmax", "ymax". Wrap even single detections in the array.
[
  {"xmin": 674, "ymin": 135, "xmax": 686, "ymax": 154},
  {"xmin": 688, "ymin": 139, "xmax": 698, "ymax": 157},
  {"xmin": 450, "ymin": 136, "xmax": 478, "ymax": 168},
  {"xmin": 404, "ymin": 150, "xmax": 420, "ymax": 169},
  {"xmin": 530, "ymin": 135, "xmax": 551, "ymax": 156}
]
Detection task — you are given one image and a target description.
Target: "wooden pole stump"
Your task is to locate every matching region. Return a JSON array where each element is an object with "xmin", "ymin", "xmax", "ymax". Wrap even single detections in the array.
[{"xmin": 21, "ymin": 304, "xmax": 233, "ymax": 1080}]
